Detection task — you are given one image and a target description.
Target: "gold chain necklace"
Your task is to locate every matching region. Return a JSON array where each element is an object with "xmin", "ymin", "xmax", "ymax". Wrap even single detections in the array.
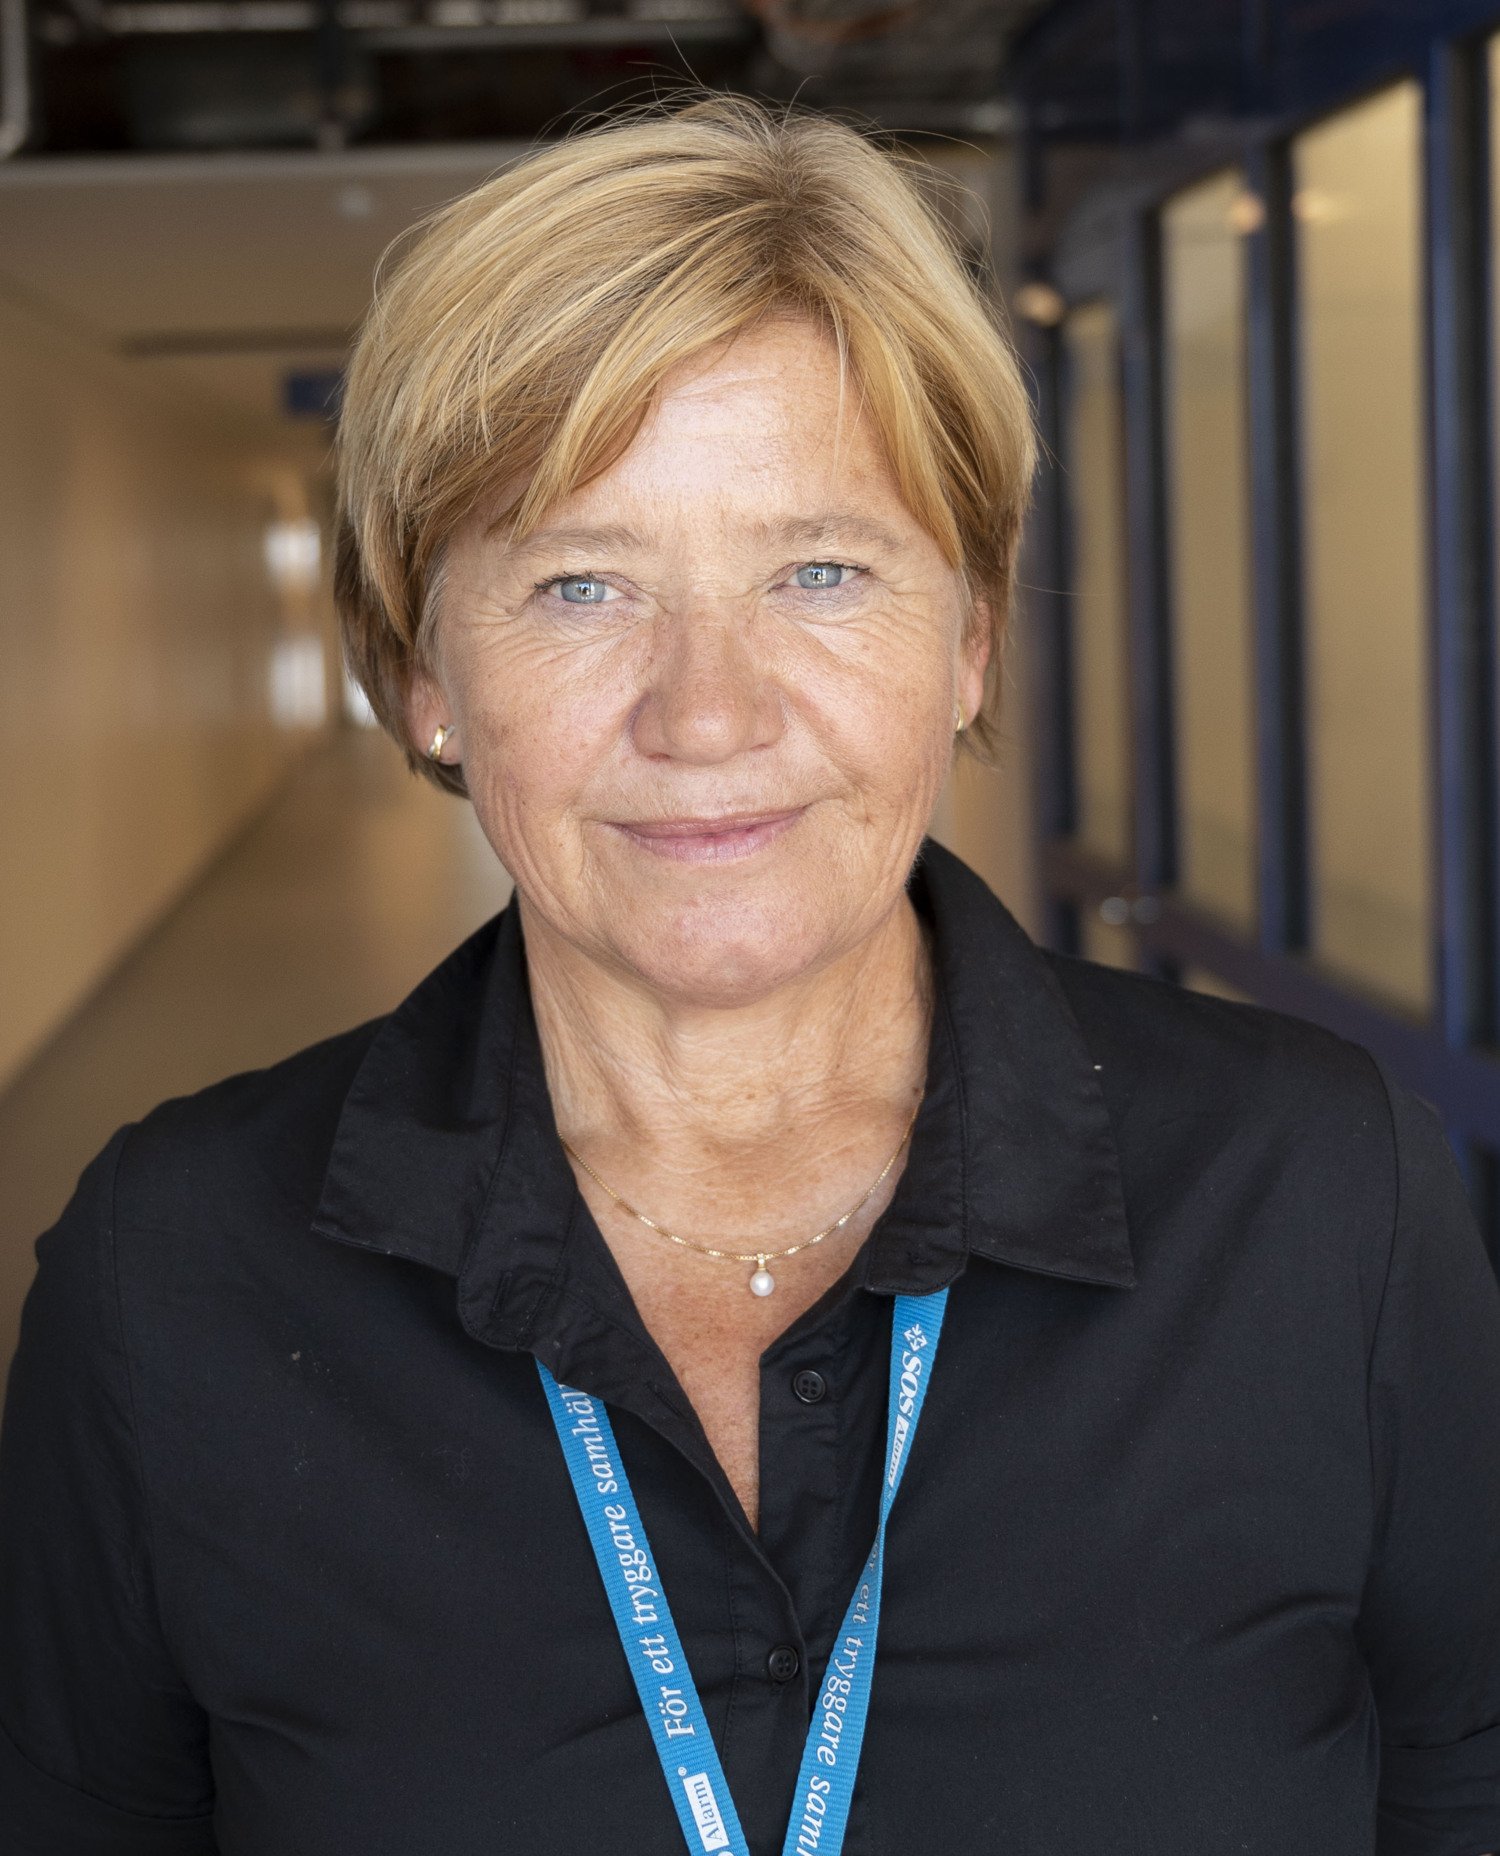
[{"xmin": 560, "ymin": 1099, "xmax": 922, "ymax": 1298}]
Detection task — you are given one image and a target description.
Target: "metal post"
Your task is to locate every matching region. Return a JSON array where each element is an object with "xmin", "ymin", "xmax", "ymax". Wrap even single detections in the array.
[
  {"xmin": 1243, "ymin": 140, "xmax": 1309, "ymax": 958},
  {"xmin": 1120, "ymin": 209, "xmax": 1176, "ymax": 971}
]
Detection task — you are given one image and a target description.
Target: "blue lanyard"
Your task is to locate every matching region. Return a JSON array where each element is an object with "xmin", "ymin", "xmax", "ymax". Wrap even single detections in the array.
[{"xmin": 536, "ymin": 1285, "xmax": 948, "ymax": 1856}]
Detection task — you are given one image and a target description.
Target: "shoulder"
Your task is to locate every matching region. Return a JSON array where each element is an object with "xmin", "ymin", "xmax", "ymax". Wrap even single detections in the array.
[
  {"xmin": 110, "ymin": 1014, "xmax": 387, "ymax": 1239},
  {"xmin": 15, "ymin": 1016, "xmax": 390, "ymax": 1427},
  {"xmin": 1040, "ymin": 951, "xmax": 1409, "ymax": 1310},
  {"xmin": 1042, "ymin": 947, "xmax": 1394, "ymax": 1151}
]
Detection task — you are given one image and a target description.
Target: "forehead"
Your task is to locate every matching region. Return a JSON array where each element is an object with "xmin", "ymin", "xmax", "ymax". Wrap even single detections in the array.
[{"xmin": 525, "ymin": 321, "xmax": 911, "ymax": 541}]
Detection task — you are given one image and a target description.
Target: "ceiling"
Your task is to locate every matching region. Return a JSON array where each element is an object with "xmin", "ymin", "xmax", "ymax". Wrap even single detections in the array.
[
  {"xmin": 0, "ymin": 0, "xmax": 1044, "ymax": 444},
  {"xmin": 16, "ymin": 0, "xmax": 1046, "ymax": 150},
  {"xmin": 0, "ymin": 141, "xmax": 534, "ymax": 435}
]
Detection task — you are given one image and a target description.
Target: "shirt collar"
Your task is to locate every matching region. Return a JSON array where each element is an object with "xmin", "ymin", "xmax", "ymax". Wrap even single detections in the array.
[{"xmin": 309, "ymin": 837, "xmax": 1135, "ymax": 1345}]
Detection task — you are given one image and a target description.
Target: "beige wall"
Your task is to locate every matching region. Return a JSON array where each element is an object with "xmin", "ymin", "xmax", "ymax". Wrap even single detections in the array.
[
  {"xmin": 0, "ymin": 284, "xmax": 336, "ymax": 1091},
  {"xmin": 1294, "ymin": 82, "xmax": 1431, "ymax": 1013},
  {"xmin": 1162, "ymin": 169, "xmax": 1257, "ymax": 934},
  {"xmin": 922, "ymin": 137, "xmax": 1041, "ymax": 941}
]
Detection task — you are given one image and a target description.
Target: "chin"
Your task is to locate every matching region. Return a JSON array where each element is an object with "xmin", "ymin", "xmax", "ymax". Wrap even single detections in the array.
[{"xmin": 610, "ymin": 895, "xmax": 835, "ymax": 1008}]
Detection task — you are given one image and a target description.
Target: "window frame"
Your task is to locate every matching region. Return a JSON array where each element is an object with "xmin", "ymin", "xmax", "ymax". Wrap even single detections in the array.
[{"xmin": 1016, "ymin": 10, "xmax": 1500, "ymax": 1259}]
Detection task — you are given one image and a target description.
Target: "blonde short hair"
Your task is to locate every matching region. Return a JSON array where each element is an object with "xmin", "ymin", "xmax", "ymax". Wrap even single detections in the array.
[{"xmin": 335, "ymin": 90, "xmax": 1038, "ymax": 796}]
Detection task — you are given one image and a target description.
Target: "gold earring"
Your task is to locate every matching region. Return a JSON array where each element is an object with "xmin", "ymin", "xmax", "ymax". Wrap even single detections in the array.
[
  {"xmin": 953, "ymin": 702, "xmax": 966, "ymax": 734},
  {"xmin": 427, "ymin": 723, "xmax": 454, "ymax": 761}
]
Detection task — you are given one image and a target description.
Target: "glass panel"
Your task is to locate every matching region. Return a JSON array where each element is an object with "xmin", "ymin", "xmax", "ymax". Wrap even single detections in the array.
[
  {"xmin": 1293, "ymin": 82, "xmax": 1431, "ymax": 1014},
  {"xmin": 1062, "ymin": 300, "xmax": 1133, "ymax": 869},
  {"xmin": 1162, "ymin": 169, "xmax": 1257, "ymax": 932}
]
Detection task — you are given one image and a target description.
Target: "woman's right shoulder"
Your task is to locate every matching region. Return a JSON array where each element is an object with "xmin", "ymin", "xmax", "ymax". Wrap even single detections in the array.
[
  {"xmin": 118, "ymin": 1015, "xmax": 390, "ymax": 1237},
  {"xmin": 8, "ymin": 1016, "xmax": 394, "ymax": 1488},
  {"xmin": 46, "ymin": 1015, "xmax": 390, "ymax": 1275}
]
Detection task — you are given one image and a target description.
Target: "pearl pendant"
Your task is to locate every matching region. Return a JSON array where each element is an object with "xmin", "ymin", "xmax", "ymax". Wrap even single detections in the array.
[{"xmin": 749, "ymin": 1263, "xmax": 776, "ymax": 1297}]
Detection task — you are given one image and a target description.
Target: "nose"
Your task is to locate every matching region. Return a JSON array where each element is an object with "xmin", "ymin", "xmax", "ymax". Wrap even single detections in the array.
[{"xmin": 631, "ymin": 602, "xmax": 785, "ymax": 765}]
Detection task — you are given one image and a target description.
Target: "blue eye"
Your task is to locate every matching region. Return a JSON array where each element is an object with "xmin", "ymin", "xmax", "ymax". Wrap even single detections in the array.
[
  {"xmin": 549, "ymin": 574, "xmax": 611, "ymax": 604},
  {"xmin": 794, "ymin": 562, "xmax": 857, "ymax": 591}
]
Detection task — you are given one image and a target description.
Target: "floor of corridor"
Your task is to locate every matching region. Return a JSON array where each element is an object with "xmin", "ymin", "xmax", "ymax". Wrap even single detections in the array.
[{"xmin": 0, "ymin": 724, "xmax": 512, "ymax": 1378}]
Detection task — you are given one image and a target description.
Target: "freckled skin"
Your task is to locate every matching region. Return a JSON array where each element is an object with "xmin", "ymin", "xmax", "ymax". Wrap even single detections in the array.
[{"xmin": 405, "ymin": 316, "xmax": 990, "ymax": 1528}]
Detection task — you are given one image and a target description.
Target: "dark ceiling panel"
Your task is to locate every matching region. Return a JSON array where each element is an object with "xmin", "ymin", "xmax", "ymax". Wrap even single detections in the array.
[{"xmin": 13, "ymin": 0, "xmax": 1047, "ymax": 154}]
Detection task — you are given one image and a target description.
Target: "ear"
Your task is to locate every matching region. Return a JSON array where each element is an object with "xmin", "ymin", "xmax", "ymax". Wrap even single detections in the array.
[
  {"xmin": 958, "ymin": 600, "xmax": 993, "ymax": 722},
  {"xmin": 404, "ymin": 664, "xmax": 454, "ymax": 764}
]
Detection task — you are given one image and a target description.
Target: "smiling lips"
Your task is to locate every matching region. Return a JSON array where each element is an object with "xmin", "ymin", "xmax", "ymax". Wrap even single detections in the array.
[{"xmin": 612, "ymin": 806, "xmax": 808, "ymax": 863}]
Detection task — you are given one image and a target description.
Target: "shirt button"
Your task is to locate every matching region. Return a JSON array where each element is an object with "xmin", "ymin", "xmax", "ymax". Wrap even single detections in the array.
[
  {"xmin": 791, "ymin": 1368, "xmax": 827, "ymax": 1404},
  {"xmin": 766, "ymin": 1644, "xmax": 801, "ymax": 1684}
]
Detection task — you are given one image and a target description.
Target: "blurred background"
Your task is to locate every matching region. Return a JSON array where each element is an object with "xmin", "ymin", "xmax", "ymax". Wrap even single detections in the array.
[{"xmin": 2, "ymin": 0, "xmax": 1499, "ymax": 1391}]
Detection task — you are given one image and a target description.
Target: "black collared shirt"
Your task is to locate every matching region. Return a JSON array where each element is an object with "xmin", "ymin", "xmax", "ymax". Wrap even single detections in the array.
[{"xmin": 3, "ymin": 841, "xmax": 1500, "ymax": 1856}]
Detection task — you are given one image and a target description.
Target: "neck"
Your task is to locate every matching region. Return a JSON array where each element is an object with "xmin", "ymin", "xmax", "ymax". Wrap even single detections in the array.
[{"xmin": 521, "ymin": 892, "xmax": 933, "ymax": 1195}]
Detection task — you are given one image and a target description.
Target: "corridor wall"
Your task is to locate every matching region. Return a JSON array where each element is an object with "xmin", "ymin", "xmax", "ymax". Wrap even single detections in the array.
[{"xmin": 0, "ymin": 285, "xmax": 334, "ymax": 1092}]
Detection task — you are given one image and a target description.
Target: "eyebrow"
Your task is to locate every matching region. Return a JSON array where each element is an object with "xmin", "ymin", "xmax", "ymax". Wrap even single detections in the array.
[
  {"xmin": 748, "ymin": 512, "xmax": 910, "ymax": 554},
  {"xmin": 494, "ymin": 521, "xmax": 641, "ymax": 554},
  {"xmin": 496, "ymin": 511, "xmax": 911, "ymax": 558}
]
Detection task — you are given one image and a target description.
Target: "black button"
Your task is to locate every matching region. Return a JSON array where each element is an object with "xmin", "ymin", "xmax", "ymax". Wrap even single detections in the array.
[
  {"xmin": 791, "ymin": 1369, "xmax": 827, "ymax": 1404},
  {"xmin": 766, "ymin": 1644, "xmax": 801, "ymax": 1683}
]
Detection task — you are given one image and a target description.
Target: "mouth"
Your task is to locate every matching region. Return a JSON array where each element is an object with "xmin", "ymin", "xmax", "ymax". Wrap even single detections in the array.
[{"xmin": 609, "ymin": 805, "xmax": 808, "ymax": 864}]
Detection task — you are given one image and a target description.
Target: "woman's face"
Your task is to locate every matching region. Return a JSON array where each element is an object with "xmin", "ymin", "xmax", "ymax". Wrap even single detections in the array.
[{"xmin": 408, "ymin": 315, "xmax": 990, "ymax": 1009}]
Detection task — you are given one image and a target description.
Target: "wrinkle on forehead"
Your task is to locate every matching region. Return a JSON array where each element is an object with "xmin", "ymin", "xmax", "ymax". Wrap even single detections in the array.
[
  {"xmin": 499, "ymin": 510, "xmax": 912, "ymax": 566},
  {"xmin": 455, "ymin": 317, "xmax": 924, "ymax": 609}
]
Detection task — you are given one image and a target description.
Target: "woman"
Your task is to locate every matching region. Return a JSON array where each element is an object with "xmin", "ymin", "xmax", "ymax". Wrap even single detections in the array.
[{"xmin": 2, "ymin": 93, "xmax": 1498, "ymax": 1856}]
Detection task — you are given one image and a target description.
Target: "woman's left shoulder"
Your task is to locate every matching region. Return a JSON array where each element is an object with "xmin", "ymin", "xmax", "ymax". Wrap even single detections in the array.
[
  {"xmin": 1042, "ymin": 944, "xmax": 1396, "ymax": 1149},
  {"xmin": 1038, "ymin": 947, "xmax": 1465, "ymax": 1302}
]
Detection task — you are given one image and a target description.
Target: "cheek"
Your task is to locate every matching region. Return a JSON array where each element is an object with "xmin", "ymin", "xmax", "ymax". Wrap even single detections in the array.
[
  {"xmin": 455, "ymin": 653, "xmax": 623, "ymax": 840},
  {"xmin": 818, "ymin": 661, "xmax": 952, "ymax": 804}
]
